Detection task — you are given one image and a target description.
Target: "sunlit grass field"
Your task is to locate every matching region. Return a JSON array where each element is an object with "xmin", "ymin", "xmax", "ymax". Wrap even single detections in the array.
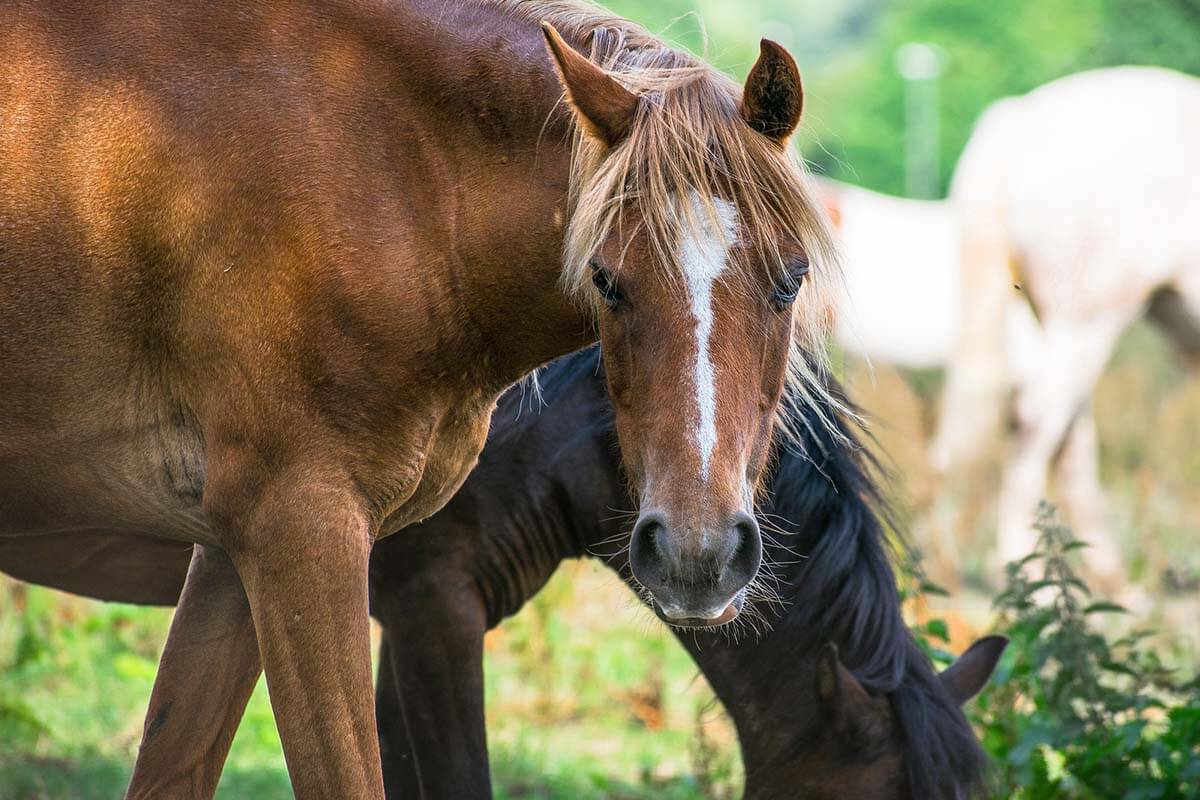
[
  {"xmin": 2, "ymin": 322, "xmax": 1198, "ymax": 799},
  {"xmin": 0, "ymin": 561, "xmax": 738, "ymax": 800}
]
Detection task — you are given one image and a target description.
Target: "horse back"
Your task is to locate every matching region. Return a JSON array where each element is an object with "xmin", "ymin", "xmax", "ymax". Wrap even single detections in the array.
[{"xmin": 0, "ymin": 0, "xmax": 473, "ymax": 537}]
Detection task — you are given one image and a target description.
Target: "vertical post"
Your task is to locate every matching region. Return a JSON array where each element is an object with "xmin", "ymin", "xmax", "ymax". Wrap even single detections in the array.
[{"xmin": 896, "ymin": 42, "xmax": 944, "ymax": 199}]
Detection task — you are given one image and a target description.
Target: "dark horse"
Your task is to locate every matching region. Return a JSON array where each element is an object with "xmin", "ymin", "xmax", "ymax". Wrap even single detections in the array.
[
  {"xmin": 0, "ymin": 1, "xmax": 842, "ymax": 794},
  {"xmin": 3, "ymin": 348, "xmax": 1005, "ymax": 799}
]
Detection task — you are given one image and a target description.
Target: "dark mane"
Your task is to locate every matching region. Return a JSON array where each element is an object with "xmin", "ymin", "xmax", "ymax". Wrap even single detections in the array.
[
  {"xmin": 503, "ymin": 349, "xmax": 605, "ymax": 420},
  {"xmin": 509, "ymin": 348, "xmax": 987, "ymax": 797},
  {"xmin": 763, "ymin": 385, "xmax": 987, "ymax": 799}
]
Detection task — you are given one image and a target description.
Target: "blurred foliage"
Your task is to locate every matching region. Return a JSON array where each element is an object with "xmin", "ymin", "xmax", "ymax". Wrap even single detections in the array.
[
  {"xmin": 913, "ymin": 503, "xmax": 1200, "ymax": 799},
  {"xmin": 602, "ymin": 0, "xmax": 1200, "ymax": 196},
  {"xmin": 806, "ymin": 0, "xmax": 1200, "ymax": 195},
  {"xmin": 0, "ymin": 585, "xmax": 291, "ymax": 799}
]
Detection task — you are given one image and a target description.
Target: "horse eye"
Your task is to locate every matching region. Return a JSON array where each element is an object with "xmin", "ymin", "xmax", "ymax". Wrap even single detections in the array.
[
  {"xmin": 590, "ymin": 262, "xmax": 625, "ymax": 309},
  {"xmin": 771, "ymin": 257, "xmax": 808, "ymax": 311},
  {"xmin": 772, "ymin": 279, "xmax": 800, "ymax": 310}
]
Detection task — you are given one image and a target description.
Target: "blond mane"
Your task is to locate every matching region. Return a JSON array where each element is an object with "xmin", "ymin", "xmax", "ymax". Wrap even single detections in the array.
[{"xmin": 483, "ymin": 0, "xmax": 850, "ymax": 446}]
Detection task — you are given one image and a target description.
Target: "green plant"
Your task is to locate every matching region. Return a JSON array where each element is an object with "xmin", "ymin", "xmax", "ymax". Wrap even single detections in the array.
[{"xmin": 973, "ymin": 502, "xmax": 1200, "ymax": 799}]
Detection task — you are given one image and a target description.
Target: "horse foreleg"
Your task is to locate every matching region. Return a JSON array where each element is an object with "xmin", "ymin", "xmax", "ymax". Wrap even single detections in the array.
[
  {"xmin": 125, "ymin": 545, "xmax": 262, "ymax": 800},
  {"xmin": 996, "ymin": 312, "xmax": 1130, "ymax": 574},
  {"xmin": 374, "ymin": 575, "xmax": 490, "ymax": 799},
  {"xmin": 374, "ymin": 634, "xmax": 417, "ymax": 796},
  {"xmin": 224, "ymin": 476, "xmax": 383, "ymax": 800},
  {"xmin": 1055, "ymin": 407, "xmax": 1124, "ymax": 590}
]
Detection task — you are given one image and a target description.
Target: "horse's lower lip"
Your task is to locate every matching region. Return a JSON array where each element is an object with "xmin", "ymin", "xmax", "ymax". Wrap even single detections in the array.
[{"xmin": 657, "ymin": 601, "xmax": 739, "ymax": 628}]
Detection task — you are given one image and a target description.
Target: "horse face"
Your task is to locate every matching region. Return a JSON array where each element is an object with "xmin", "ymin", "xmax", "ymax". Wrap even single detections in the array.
[
  {"xmin": 542, "ymin": 25, "xmax": 821, "ymax": 625},
  {"xmin": 776, "ymin": 644, "xmax": 910, "ymax": 799},
  {"xmin": 590, "ymin": 205, "xmax": 805, "ymax": 626},
  {"xmin": 747, "ymin": 638, "xmax": 1007, "ymax": 800}
]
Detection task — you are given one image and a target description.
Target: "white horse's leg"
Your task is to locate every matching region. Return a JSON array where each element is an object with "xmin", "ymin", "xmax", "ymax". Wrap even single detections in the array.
[
  {"xmin": 1055, "ymin": 406, "xmax": 1124, "ymax": 587},
  {"xmin": 995, "ymin": 311, "xmax": 1134, "ymax": 572},
  {"xmin": 931, "ymin": 222, "xmax": 1013, "ymax": 474}
]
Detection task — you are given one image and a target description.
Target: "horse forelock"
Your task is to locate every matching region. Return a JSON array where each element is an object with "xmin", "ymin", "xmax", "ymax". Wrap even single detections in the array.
[{"xmin": 480, "ymin": 0, "xmax": 848, "ymax": 450}]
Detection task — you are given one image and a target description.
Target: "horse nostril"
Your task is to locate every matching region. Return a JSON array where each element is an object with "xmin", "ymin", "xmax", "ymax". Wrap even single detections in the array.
[
  {"xmin": 630, "ymin": 512, "xmax": 671, "ymax": 592},
  {"xmin": 722, "ymin": 512, "xmax": 762, "ymax": 591},
  {"xmin": 631, "ymin": 511, "xmax": 762, "ymax": 617}
]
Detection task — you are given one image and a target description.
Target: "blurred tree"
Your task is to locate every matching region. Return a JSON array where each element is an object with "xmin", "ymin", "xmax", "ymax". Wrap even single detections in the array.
[
  {"xmin": 801, "ymin": 0, "xmax": 1200, "ymax": 195},
  {"xmin": 601, "ymin": 0, "xmax": 882, "ymax": 73},
  {"xmin": 600, "ymin": 0, "xmax": 1199, "ymax": 194}
]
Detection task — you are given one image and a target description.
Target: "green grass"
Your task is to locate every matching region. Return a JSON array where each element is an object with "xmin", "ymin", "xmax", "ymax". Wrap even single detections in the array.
[
  {"xmin": 0, "ymin": 560, "xmax": 736, "ymax": 799},
  {"xmin": 0, "ymin": 587, "xmax": 290, "ymax": 799}
]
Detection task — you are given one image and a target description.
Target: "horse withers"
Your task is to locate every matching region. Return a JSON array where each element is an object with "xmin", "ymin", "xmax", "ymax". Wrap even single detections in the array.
[
  {"xmin": 2, "ymin": 348, "xmax": 1004, "ymax": 799},
  {"xmin": 0, "ymin": 1, "xmax": 837, "ymax": 795}
]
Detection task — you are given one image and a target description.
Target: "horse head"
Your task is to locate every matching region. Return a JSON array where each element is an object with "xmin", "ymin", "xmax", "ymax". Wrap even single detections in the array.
[{"xmin": 543, "ymin": 26, "xmax": 840, "ymax": 627}]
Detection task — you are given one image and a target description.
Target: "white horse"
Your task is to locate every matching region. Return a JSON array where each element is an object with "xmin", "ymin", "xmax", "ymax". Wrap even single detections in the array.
[
  {"xmin": 819, "ymin": 179, "xmax": 1040, "ymax": 373},
  {"xmin": 822, "ymin": 180, "xmax": 960, "ymax": 367},
  {"xmin": 818, "ymin": 178, "xmax": 1040, "ymax": 582},
  {"xmin": 931, "ymin": 66, "xmax": 1200, "ymax": 583}
]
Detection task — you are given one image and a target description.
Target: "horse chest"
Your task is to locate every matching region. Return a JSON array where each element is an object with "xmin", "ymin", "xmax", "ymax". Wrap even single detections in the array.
[
  {"xmin": 376, "ymin": 401, "xmax": 494, "ymax": 537},
  {"xmin": 0, "ymin": 392, "xmax": 212, "ymax": 542}
]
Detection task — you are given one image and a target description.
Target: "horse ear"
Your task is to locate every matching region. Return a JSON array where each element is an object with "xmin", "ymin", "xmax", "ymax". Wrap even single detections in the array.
[
  {"xmin": 541, "ymin": 22, "xmax": 639, "ymax": 147},
  {"xmin": 939, "ymin": 636, "xmax": 1008, "ymax": 705},
  {"xmin": 816, "ymin": 643, "xmax": 889, "ymax": 738},
  {"xmin": 741, "ymin": 39, "xmax": 804, "ymax": 144}
]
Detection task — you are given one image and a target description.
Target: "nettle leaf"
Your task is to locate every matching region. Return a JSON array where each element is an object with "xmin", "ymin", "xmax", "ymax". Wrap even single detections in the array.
[
  {"xmin": 1101, "ymin": 661, "xmax": 1139, "ymax": 678},
  {"xmin": 1009, "ymin": 719, "xmax": 1059, "ymax": 765},
  {"xmin": 1013, "ymin": 551, "xmax": 1045, "ymax": 569},
  {"xmin": 1083, "ymin": 601, "xmax": 1127, "ymax": 615},
  {"xmin": 919, "ymin": 503, "xmax": 1200, "ymax": 798},
  {"xmin": 919, "ymin": 579, "xmax": 950, "ymax": 597},
  {"xmin": 929, "ymin": 647, "xmax": 956, "ymax": 667},
  {"xmin": 924, "ymin": 618, "xmax": 951, "ymax": 642},
  {"xmin": 1064, "ymin": 576, "xmax": 1092, "ymax": 594}
]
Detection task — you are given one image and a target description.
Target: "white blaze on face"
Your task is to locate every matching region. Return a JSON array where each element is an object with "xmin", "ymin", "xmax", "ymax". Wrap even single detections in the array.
[{"xmin": 676, "ymin": 192, "xmax": 739, "ymax": 480}]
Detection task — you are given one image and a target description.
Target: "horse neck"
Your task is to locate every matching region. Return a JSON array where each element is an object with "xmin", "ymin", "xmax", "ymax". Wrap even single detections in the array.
[
  {"xmin": 381, "ymin": 0, "xmax": 596, "ymax": 390},
  {"xmin": 467, "ymin": 352, "xmax": 628, "ymax": 624}
]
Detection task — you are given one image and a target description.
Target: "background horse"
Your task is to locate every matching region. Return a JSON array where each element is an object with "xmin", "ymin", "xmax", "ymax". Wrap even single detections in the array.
[
  {"xmin": 932, "ymin": 67, "xmax": 1200, "ymax": 584},
  {"xmin": 815, "ymin": 177, "xmax": 1041, "ymax": 373},
  {"xmin": 819, "ymin": 111, "xmax": 1199, "ymax": 589},
  {"xmin": 814, "ymin": 177, "xmax": 1047, "ymax": 583},
  {"xmin": 818, "ymin": 177, "xmax": 964, "ymax": 368},
  {"xmin": 0, "ymin": 1, "xmax": 838, "ymax": 794},
  {"xmin": 1, "ymin": 347, "xmax": 1005, "ymax": 799}
]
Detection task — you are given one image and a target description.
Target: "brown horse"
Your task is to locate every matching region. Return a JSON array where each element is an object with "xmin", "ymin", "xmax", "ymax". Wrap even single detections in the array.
[
  {"xmin": 3, "ymin": 348, "xmax": 1003, "ymax": 799},
  {"xmin": 0, "ymin": 1, "xmax": 838, "ymax": 796}
]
